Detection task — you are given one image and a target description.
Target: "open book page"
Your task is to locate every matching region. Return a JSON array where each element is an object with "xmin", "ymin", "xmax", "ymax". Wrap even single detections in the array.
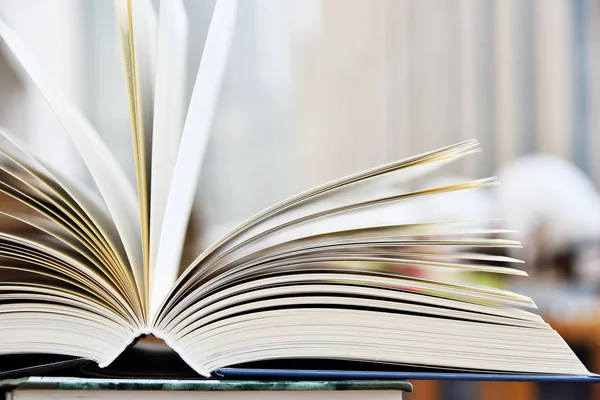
[
  {"xmin": 0, "ymin": 17, "xmax": 144, "ymax": 302},
  {"xmin": 144, "ymin": 137, "xmax": 592, "ymax": 377},
  {"xmin": 0, "ymin": 267, "xmax": 136, "ymax": 367},
  {"xmin": 149, "ymin": 0, "xmax": 237, "ymax": 321},
  {"xmin": 203, "ymin": 141, "xmax": 478, "ymax": 254},
  {"xmin": 177, "ymin": 142, "xmax": 478, "ymax": 282},
  {"xmin": 149, "ymin": 0, "xmax": 188, "ymax": 298},
  {"xmin": 157, "ymin": 141, "xmax": 484, "ymax": 317},
  {"xmin": 177, "ymin": 307, "xmax": 587, "ymax": 376},
  {"xmin": 155, "ymin": 234, "xmax": 587, "ymax": 377},
  {"xmin": 0, "ymin": 130, "xmax": 143, "ymax": 315},
  {"xmin": 114, "ymin": 0, "xmax": 158, "ymax": 301},
  {"xmin": 0, "ymin": 232, "xmax": 125, "ymax": 311},
  {"xmin": 160, "ymin": 269, "xmax": 541, "ymax": 334},
  {"xmin": 0, "ymin": 149, "xmax": 144, "ymax": 365},
  {"xmin": 194, "ymin": 178, "xmax": 499, "ymax": 271},
  {"xmin": 158, "ymin": 226, "xmax": 531, "ymax": 333}
]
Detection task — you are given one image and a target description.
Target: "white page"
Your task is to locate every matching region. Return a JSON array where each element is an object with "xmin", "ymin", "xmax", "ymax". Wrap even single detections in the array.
[
  {"xmin": 150, "ymin": 0, "xmax": 237, "ymax": 320},
  {"xmin": 149, "ymin": 0, "xmax": 188, "ymax": 292},
  {"xmin": 184, "ymin": 141, "xmax": 479, "ymax": 278},
  {"xmin": 0, "ymin": 129, "xmax": 145, "ymax": 314},
  {"xmin": 197, "ymin": 179, "xmax": 501, "ymax": 274},
  {"xmin": 0, "ymin": 128, "xmax": 130, "ymax": 268},
  {"xmin": 168, "ymin": 142, "xmax": 479, "ymax": 295},
  {"xmin": 114, "ymin": 0, "xmax": 158, "ymax": 292},
  {"xmin": 0, "ymin": 18, "xmax": 143, "ymax": 294},
  {"xmin": 130, "ymin": 0, "xmax": 158, "ymax": 272}
]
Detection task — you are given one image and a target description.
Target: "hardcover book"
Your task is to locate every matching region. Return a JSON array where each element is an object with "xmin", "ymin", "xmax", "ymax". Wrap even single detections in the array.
[
  {"xmin": 1, "ymin": 377, "xmax": 413, "ymax": 400},
  {"xmin": 0, "ymin": 0, "xmax": 592, "ymax": 380}
]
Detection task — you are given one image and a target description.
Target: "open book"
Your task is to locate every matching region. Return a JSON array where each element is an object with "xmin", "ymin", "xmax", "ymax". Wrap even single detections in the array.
[{"xmin": 0, "ymin": 0, "xmax": 591, "ymax": 379}]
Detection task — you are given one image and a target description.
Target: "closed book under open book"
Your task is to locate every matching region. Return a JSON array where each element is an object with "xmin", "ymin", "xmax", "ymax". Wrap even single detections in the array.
[
  {"xmin": 0, "ymin": 0, "xmax": 593, "ymax": 381},
  {"xmin": 1, "ymin": 377, "xmax": 412, "ymax": 400}
]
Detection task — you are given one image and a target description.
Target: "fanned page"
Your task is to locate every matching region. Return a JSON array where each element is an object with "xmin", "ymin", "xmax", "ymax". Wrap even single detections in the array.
[
  {"xmin": 0, "ymin": 0, "xmax": 238, "ymax": 366},
  {"xmin": 149, "ymin": 0, "xmax": 188, "ymax": 300},
  {"xmin": 0, "ymin": 0, "xmax": 592, "ymax": 381},
  {"xmin": 0, "ymin": 19, "xmax": 144, "ymax": 304},
  {"xmin": 153, "ymin": 141, "xmax": 589, "ymax": 377},
  {"xmin": 114, "ymin": 0, "xmax": 158, "ymax": 302},
  {"xmin": 149, "ymin": 0, "xmax": 237, "ymax": 319},
  {"xmin": 0, "ymin": 12, "xmax": 147, "ymax": 364}
]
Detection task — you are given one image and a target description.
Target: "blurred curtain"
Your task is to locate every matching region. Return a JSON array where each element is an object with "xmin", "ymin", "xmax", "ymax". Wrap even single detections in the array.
[{"xmin": 296, "ymin": 0, "xmax": 600, "ymax": 183}]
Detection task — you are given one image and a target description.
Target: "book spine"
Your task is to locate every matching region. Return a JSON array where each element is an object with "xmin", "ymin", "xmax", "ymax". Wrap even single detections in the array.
[{"xmin": 98, "ymin": 329, "xmax": 212, "ymax": 378}]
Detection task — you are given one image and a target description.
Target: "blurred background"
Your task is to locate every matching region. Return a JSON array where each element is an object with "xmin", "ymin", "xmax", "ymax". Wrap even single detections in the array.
[{"xmin": 0, "ymin": 0, "xmax": 600, "ymax": 399}]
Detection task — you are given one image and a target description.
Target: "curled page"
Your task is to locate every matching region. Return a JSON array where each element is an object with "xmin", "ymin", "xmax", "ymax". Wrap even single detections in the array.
[
  {"xmin": 150, "ymin": 0, "xmax": 237, "ymax": 320},
  {"xmin": 0, "ymin": 17, "xmax": 144, "ymax": 298},
  {"xmin": 114, "ymin": 0, "xmax": 158, "ymax": 296},
  {"xmin": 149, "ymin": 0, "xmax": 188, "ymax": 296}
]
